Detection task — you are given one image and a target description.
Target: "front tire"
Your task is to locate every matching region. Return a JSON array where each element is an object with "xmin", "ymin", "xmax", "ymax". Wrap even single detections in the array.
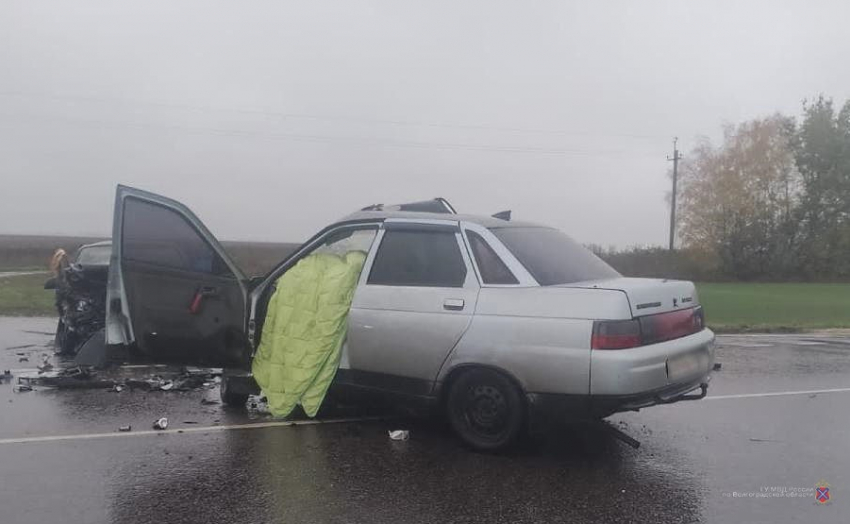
[{"xmin": 447, "ymin": 368, "xmax": 525, "ymax": 451}]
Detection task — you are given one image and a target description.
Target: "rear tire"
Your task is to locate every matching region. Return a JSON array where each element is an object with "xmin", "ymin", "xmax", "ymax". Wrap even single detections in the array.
[
  {"xmin": 447, "ymin": 368, "xmax": 525, "ymax": 451},
  {"xmin": 220, "ymin": 376, "xmax": 249, "ymax": 407}
]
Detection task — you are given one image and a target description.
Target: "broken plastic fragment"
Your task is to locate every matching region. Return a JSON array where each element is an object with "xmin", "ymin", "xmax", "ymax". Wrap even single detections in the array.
[
  {"xmin": 388, "ymin": 430, "xmax": 409, "ymax": 441},
  {"xmin": 159, "ymin": 381, "xmax": 174, "ymax": 391},
  {"xmin": 153, "ymin": 417, "xmax": 168, "ymax": 430},
  {"xmin": 38, "ymin": 354, "xmax": 53, "ymax": 372},
  {"xmin": 112, "ymin": 384, "xmax": 125, "ymax": 393}
]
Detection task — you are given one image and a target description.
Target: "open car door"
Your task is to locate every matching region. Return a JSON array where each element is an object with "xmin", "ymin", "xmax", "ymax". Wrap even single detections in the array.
[{"xmin": 106, "ymin": 185, "xmax": 248, "ymax": 365}]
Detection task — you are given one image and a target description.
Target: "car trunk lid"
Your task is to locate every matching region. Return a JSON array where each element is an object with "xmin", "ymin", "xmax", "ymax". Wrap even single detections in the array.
[{"xmin": 558, "ymin": 277, "xmax": 698, "ymax": 318}]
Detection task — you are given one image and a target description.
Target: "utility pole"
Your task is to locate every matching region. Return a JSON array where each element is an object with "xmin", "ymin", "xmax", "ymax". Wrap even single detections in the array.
[{"xmin": 667, "ymin": 137, "xmax": 682, "ymax": 251}]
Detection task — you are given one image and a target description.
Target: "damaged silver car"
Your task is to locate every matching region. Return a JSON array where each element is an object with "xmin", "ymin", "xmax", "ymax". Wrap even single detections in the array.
[{"xmin": 106, "ymin": 185, "xmax": 715, "ymax": 450}]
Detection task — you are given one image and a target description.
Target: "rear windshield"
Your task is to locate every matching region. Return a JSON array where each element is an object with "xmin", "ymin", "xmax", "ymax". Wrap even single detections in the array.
[
  {"xmin": 490, "ymin": 227, "xmax": 620, "ymax": 285},
  {"xmin": 75, "ymin": 245, "xmax": 112, "ymax": 266}
]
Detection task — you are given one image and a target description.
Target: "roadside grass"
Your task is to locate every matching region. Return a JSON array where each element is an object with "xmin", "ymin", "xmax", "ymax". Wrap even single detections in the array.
[
  {"xmin": 0, "ymin": 273, "xmax": 55, "ymax": 317},
  {"xmin": 697, "ymin": 282, "xmax": 850, "ymax": 332}
]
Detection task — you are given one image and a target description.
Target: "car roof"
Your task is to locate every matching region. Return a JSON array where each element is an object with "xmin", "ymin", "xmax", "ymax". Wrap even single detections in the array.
[{"xmin": 339, "ymin": 209, "xmax": 545, "ymax": 230}]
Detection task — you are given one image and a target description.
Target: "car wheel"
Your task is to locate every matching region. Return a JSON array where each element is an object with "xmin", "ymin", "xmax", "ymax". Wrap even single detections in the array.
[
  {"xmin": 220, "ymin": 376, "xmax": 249, "ymax": 407},
  {"xmin": 447, "ymin": 368, "xmax": 525, "ymax": 451}
]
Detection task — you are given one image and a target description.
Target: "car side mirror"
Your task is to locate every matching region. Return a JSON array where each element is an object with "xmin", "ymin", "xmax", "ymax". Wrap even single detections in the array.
[{"xmin": 44, "ymin": 277, "xmax": 58, "ymax": 290}]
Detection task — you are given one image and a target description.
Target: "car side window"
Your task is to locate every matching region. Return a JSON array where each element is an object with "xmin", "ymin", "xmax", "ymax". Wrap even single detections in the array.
[
  {"xmin": 122, "ymin": 198, "xmax": 232, "ymax": 277},
  {"xmin": 367, "ymin": 229, "xmax": 467, "ymax": 287},
  {"xmin": 466, "ymin": 231, "xmax": 518, "ymax": 285},
  {"xmin": 311, "ymin": 228, "xmax": 377, "ymax": 257}
]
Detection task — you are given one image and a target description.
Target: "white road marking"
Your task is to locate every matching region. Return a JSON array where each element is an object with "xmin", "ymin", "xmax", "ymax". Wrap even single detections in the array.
[
  {"xmin": 719, "ymin": 333, "xmax": 850, "ymax": 339},
  {"xmin": 719, "ymin": 342, "xmax": 774, "ymax": 348},
  {"xmin": 705, "ymin": 387, "xmax": 850, "ymax": 401},
  {"xmin": 0, "ymin": 417, "xmax": 382, "ymax": 445}
]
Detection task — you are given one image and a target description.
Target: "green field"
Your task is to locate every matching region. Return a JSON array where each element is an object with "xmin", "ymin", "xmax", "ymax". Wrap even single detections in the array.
[
  {"xmin": 697, "ymin": 282, "xmax": 850, "ymax": 332},
  {"xmin": 0, "ymin": 273, "xmax": 56, "ymax": 316}
]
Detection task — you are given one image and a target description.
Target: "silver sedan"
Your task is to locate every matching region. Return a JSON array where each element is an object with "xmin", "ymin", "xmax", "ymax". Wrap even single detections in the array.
[{"xmin": 106, "ymin": 186, "xmax": 715, "ymax": 451}]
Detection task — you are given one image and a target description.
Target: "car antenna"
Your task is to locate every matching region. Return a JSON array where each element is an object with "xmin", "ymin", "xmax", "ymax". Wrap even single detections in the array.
[{"xmin": 492, "ymin": 210, "xmax": 511, "ymax": 221}]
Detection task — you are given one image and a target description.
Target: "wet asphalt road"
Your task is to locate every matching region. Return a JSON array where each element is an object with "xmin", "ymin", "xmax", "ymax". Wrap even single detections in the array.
[{"xmin": 1, "ymin": 317, "xmax": 848, "ymax": 524}]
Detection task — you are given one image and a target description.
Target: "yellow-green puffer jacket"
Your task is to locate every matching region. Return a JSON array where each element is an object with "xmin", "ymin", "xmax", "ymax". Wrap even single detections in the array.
[{"xmin": 252, "ymin": 250, "xmax": 367, "ymax": 417}]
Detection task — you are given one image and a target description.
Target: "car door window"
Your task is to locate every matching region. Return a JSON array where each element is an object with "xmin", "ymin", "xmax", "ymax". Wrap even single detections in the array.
[
  {"xmin": 367, "ymin": 230, "xmax": 466, "ymax": 287},
  {"xmin": 122, "ymin": 198, "xmax": 232, "ymax": 277},
  {"xmin": 311, "ymin": 228, "xmax": 377, "ymax": 257},
  {"xmin": 466, "ymin": 231, "xmax": 518, "ymax": 285}
]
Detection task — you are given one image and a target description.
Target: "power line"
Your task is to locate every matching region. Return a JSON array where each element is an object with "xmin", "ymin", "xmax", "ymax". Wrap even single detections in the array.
[
  {"xmin": 0, "ymin": 111, "xmax": 653, "ymax": 158},
  {"xmin": 0, "ymin": 90, "xmax": 669, "ymax": 141}
]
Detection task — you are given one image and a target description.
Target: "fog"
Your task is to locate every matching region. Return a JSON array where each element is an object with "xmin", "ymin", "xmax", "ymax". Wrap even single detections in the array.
[{"xmin": 1, "ymin": 1, "xmax": 848, "ymax": 247}]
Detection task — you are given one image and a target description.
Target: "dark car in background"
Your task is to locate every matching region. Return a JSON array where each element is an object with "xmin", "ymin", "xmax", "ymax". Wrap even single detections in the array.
[{"xmin": 45, "ymin": 241, "xmax": 111, "ymax": 354}]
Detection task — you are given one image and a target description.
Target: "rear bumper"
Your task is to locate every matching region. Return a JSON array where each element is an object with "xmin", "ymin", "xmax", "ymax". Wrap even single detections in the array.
[
  {"xmin": 527, "ymin": 373, "xmax": 711, "ymax": 427},
  {"xmin": 590, "ymin": 328, "xmax": 715, "ymax": 396},
  {"xmin": 587, "ymin": 373, "xmax": 710, "ymax": 418}
]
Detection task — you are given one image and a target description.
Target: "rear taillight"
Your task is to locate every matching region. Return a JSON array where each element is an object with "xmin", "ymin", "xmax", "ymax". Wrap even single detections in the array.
[
  {"xmin": 592, "ymin": 306, "xmax": 704, "ymax": 350},
  {"xmin": 591, "ymin": 319, "xmax": 642, "ymax": 349}
]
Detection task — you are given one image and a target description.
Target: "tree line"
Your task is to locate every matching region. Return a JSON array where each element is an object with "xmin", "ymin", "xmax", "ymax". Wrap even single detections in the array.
[{"xmin": 598, "ymin": 96, "xmax": 850, "ymax": 282}]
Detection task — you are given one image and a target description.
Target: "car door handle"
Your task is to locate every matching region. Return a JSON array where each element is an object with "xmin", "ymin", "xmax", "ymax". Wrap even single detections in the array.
[
  {"xmin": 189, "ymin": 286, "xmax": 219, "ymax": 314},
  {"xmin": 443, "ymin": 298, "xmax": 465, "ymax": 311}
]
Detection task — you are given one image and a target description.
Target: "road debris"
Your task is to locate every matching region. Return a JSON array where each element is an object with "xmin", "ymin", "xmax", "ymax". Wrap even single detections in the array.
[
  {"xmin": 18, "ymin": 357, "xmax": 29, "ymax": 363},
  {"xmin": 247, "ymin": 395, "xmax": 270, "ymax": 414},
  {"xmin": 159, "ymin": 380, "xmax": 175, "ymax": 391},
  {"xmin": 601, "ymin": 421, "xmax": 641, "ymax": 449},
  {"xmin": 713, "ymin": 362, "xmax": 722, "ymax": 371},
  {"xmin": 37, "ymin": 354, "xmax": 53, "ymax": 373},
  {"xmin": 6, "ymin": 344, "xmax": 36, "ymax": 351},
  {"xmin": 112, "ymin": 384, "xmax": 125, "ymax": 393},
  {"xmin": 388, "ymin": 430, "xmax": 410, "ymax": 441},
  {"xmin": 201, "ymin": 398, "xmax": 219, "ymax": 405},
  {"xmin": 183, "ymin": 367, "xmax": 223, "ymax": 376},
  {"xmin": 118, "ymin": 425, "xmax": 132, "ymax": 432},
  {"xmin": 153, "ymin": 418, "xmax": 169, "ymax": 430},
  {"xmin": 17, "ymin": 366, "xmax": 114, "ymax": 389}
]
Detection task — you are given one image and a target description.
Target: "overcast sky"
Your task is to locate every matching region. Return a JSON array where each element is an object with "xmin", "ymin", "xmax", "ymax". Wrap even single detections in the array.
[{"xmin": 1, "ymin": 1, "xmax": 848, "ymax": 247}]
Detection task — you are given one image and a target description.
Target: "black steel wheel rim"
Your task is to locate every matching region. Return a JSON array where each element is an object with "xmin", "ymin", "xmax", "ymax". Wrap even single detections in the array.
[{"xmin": 461, "ymin": 384, "xmax": 509, "ymax": 440}]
